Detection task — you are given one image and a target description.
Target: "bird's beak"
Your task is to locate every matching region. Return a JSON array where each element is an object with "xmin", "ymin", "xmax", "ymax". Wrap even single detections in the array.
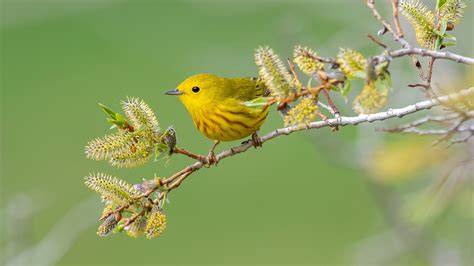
[{"xmin": 164, "ymin": 88, "xmax": 184, "ymax": 96}]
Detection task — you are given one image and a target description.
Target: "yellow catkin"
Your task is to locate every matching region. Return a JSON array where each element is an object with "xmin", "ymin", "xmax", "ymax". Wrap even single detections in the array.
[
  {"xmin": 336, "ymin": 48, "xmax": 366, "ymax": 79},
  {"xmin": 84, "ymin": 173, "xmax": 139, "ymax": 205},
  {"xmin": 122, "ymin": 97, "xmax": 160, "ymax": 135},
  {"xmin": 145, "ymin": 207, "xmax": 167, "ymax": 239},
  {"xmin": 109, "ymin": 140, "xmax": 152, "ymax": 168},
  {"xmin": 352, "ymin": 82, "xmax": 388, "ymax": 114},
  {"xmin": 85, "ymin": 132, "xmax": 134, "ymax": 161},
  {"xmin": 255, "ymin": 46, "xmax": 294, "ymax": 98},
  {"xmin": 400, "ymin": 0, "xmax": 435, "ymax": 48},
  {"xmin": 284, "ymin": 97, "xmax": 318, "ymax": 126},
  {"xmin": 440, "ymin": 0, "xmax": 467, "ymax": 25},
  {"xmin": 293, "ymin": 46, "xmax": 324, "ymax": 75}
]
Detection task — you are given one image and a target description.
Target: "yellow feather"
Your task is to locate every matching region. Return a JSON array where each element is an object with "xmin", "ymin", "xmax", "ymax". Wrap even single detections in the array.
[{"xmin": 172, "ymin": 74, "xmax": 269, "ymax": 142}]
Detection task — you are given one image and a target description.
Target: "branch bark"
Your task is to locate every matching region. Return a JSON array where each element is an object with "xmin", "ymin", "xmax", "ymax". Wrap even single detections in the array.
[
  {"xmin": 389, "ymin": 48, "xmax": 474, "ymax": 65},
  {"xmin": 151, "ymin": 87, "xmax": 474, "ymax": 194}
]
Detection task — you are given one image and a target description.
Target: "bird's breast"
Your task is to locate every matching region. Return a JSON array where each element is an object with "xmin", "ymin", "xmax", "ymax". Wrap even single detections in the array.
[{"xmin": 190, "ymin": 103, "xmax": 268, "ymax": 142}]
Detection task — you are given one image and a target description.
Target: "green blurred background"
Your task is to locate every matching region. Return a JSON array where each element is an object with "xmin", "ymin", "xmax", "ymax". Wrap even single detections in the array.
[{"xmin": 1, "ymin": 0, "xmax": 472, "ymax": 265}]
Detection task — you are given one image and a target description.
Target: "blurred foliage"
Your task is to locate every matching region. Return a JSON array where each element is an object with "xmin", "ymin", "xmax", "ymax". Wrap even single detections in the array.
[
  {"xmin": 368, "ymin": 136, "xmax": 452, "ymax": 185},
  {"xmin": 1, "ymin": 0, "xmax": 473, "ymax": 265}
]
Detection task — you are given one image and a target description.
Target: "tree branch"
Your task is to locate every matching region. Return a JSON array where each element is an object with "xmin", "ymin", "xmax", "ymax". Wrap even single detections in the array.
[
  {"xmin": 143, "ymin": 87, "xmax": 474, "ymax": 196},
  {"xmin": 389, "ymin": 48, "xmax": 474, "ymax": 65}
]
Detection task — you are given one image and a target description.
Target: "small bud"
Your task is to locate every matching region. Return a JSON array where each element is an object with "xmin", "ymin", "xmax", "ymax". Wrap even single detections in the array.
[
  {"xmin": 159, "ymin": 126, "xmax": 177, "ymax": 155},
  {"xmin": 97, "ymin": 214, "xmax": 118, "ymax": 237},
  {"xmin": 446, "ymin": 21, "xmax": 455, "ymax": 31},
  {"xmin": 133, "ymin": 178, "xmax": 161, "ymax": 194}
]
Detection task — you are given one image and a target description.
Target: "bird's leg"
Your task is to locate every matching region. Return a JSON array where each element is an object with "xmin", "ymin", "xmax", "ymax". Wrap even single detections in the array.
[
  {"xmin": 251, "ymin": 132, "xmax": 262, "ymax": 148},
  {"xmin": 204, "ymin": 140, "xmax": 220, "ymax": 166}
]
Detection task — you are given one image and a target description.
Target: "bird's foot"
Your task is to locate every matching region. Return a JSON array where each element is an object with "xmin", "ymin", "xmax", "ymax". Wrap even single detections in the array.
[
  {"xmin": 241, "ymin": 133, "xmax": 263, "ymax": 148},
  {"xmin": 202, "ymin": 140, "xmax": 220, "ymax": 167},
  {"xmin": 203, "ymin": 150, "xmax": 218, "ymax": 167},
  {"xmin": 251, "ymin": 132, "xmax": 262, "ymax": 148}
]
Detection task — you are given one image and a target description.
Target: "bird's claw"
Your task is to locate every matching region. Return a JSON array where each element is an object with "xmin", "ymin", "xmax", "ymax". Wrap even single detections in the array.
[
  {"xmin": 251, "ymin": 133, "xmax": 262, "ymax": 148},
  {"xmin": 202, "ymin": 151, "xmax": 218, "ymax": 167}
]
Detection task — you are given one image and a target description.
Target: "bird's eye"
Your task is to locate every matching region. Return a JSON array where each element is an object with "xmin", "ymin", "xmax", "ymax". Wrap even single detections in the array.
[{"xmin": 192, "ymin": 86, "xmax": 200, "ymax": 93}]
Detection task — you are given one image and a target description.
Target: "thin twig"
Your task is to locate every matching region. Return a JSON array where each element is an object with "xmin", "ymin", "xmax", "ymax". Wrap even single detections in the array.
[
  {"xmin": 317, "ymin": 102, "xmax": 336, "ymax": 116},
  {"xmin": 365, "ymin": 0, "xmax": 411, "ymax": 48},
  {"xmin": 425, "ymin": 57, "xmax": 436, "ymax": 84},
  {"xmin": 432, "ymin": 118, "xmax": 467, "ymax": 146},
  {"xmin": 391, "ymin": 0, "xmax": 404, "ymax": 37},
  {"xmin": 173, "ymin": 147, "xmax": 206, "ymax": 161},
  {"xmin": 381, "ymin": 113, "xmax": 461, "ymax": 132},
  {"xmin": 321, "ymin": 88, "xmax": 341, "ymax": 117},
  {"xmin": 367, "ymin": 34, "xmax": 388, "ymax": 49}
]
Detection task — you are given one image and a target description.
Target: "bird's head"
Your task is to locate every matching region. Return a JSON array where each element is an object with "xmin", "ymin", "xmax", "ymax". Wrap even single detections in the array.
[{"xmin": 165, "ymin": 73, "xmax": 225, "ymax": 110}]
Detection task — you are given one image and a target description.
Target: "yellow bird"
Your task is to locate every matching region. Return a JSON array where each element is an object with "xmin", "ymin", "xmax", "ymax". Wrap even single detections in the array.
[{"xmin": 165, "ymin": 73, "xmax": 269, "ymax": 163}]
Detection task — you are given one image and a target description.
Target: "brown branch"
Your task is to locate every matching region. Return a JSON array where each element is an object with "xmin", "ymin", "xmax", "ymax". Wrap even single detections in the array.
[
  {"xmin": 425, "ymin": 57, "xmax": 436, "ymax": 85},
  {"xmin": 321, "ymin": 88, "xmax": 340, "ymax": 117},
  {"xmin": 287, "ymin": 58, "xmax": 303, "ymax": 89},
  {"xmin": 391, "ymin": 0, "xmax": 403, "ymax": 37},
  {"xmin": 367, "ymin": 34, "xmax": 388, "ymax": 49},
  {"xmin": 173, "ymin": 147, "xmax": 206, "ymax": 161}
]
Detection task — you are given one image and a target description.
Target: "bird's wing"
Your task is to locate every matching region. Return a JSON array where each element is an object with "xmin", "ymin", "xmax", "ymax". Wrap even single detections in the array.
[{"xmin": 227, "ymin": 77, "xmax": 269, "ymax": 101}]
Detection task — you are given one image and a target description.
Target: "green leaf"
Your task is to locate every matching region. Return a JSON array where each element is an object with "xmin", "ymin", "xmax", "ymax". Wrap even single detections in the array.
[
  {"xmin": 435, "ymin": 35, "xmax": 444, "ymax": 50},
  {"xmin": 112, "ymin": 221, "xmax": 126, "ymax": 234},
  {"xmin": 439, "ymin": 20, "xmax": 448, "ymax": 36},
  {"xmin": 114, "ymin": 113, "xmax": 126, "ymax": 124},
  {"xmin": 154, "ymin": 143, "xmax": 169, "ymax": 161},
  {"xmin": 436, "ymin": 0, "xmax": 447, "ymax": 10},
  {"xmin": 242, "ymin": 97, "xmax": 271, "ymax": 108},
  {"xmin": 353, "ymin": 71, "xmax": 367, "ymax": 80},
  {"xmin": 100, "ymin": 103, "xmax": 131, "ymax": 129},
  {"xmin": 443, "ymin": 34, "xmax": 456, "ymax": 41},
  {"xmin": 375, "ymin": 60, "xmax": 389, "ymax": 76},
  {"xmin": 341, "ymin": 80, "xmax": 351, "ymax": 96},
  {"xmin": 306, "ymin": 77, "xmax": 313, "ymax": 88},
  {"xmin": 441, "ymin": 42, "xmax": 457, "ymax": 47},
  {"xmin": 375, "ymin": 72, "xmax": 392, "ymax": 92},
  {"xmin": 99, "ymin": 103, "xmax": 116, "ymax": 118}
]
